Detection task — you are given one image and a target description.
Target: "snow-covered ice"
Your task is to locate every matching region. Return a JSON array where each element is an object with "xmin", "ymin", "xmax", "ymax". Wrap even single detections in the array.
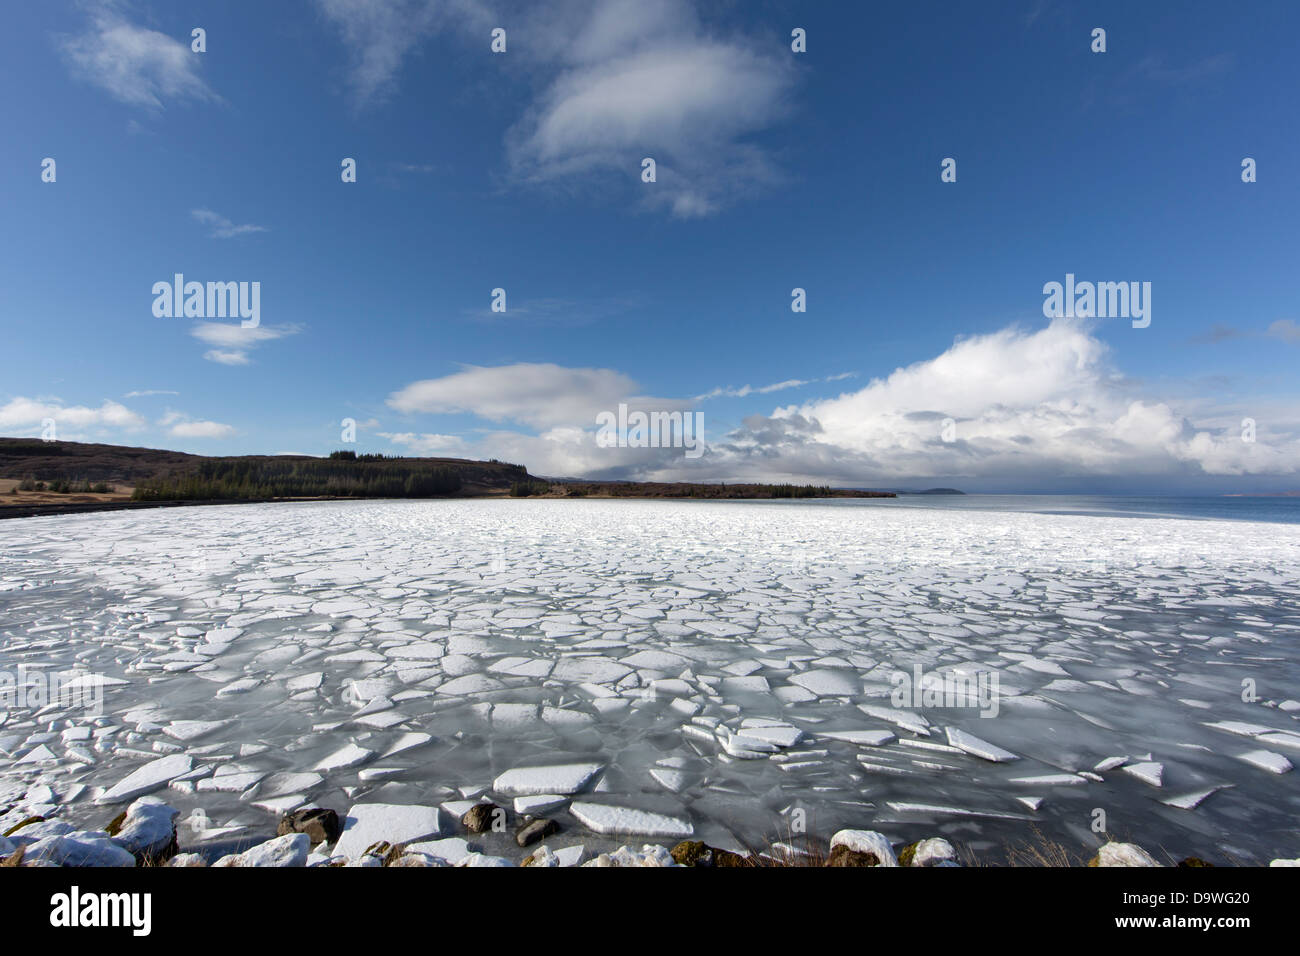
[{"xmin": 1, "ymin": 497, "xmax": 1298, "ymax": 862}]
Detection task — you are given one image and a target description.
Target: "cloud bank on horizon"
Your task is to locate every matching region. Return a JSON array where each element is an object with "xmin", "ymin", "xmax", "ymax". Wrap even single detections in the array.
[{"xmin": 369, "ymin": 320, "xmax": 1300, "ymax": 485}]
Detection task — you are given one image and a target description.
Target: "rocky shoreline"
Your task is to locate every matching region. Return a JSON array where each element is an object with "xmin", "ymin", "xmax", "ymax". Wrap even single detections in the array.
[{"xmin": 5, "ymin": 796, "xmax": 1299, "ymax": 868}]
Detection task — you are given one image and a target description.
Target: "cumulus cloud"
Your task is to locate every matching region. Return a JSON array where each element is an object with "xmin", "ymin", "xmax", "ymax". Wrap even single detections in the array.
[
  {"xmin": 59, "ymin": 2, "xmax": 218, "ymax": 110},
  {"xmin": 714, "ymin": 320, "xmax": 1300, "ymax": 482},
  {"xmin": 382, "ymin": 321, "xmax": 1300, "ymax": 485},
  {"xmin": 158, "ymin": 409, "xmax": 236, "ymax": 439},
  {"xmin": 0, "ymin": 397, "xmax": 145, "ymax": 435},
  {"xmin": 506, "ymin": 0, "xmax": 795, "ymax": 216}
]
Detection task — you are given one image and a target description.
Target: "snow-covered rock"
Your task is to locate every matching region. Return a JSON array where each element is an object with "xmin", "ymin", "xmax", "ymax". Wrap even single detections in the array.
[
  {"xmin": 1094, "ymin": 842, "xmax": 1161, "ymax": 867},
  {"xmin": 110, "ymin": 797, "xmax": 179, "ymax": 860},
  {"xmin": 829, "ymin": 829, "xmax": 899, "ymax": 866},
  {"xmin": 213, "ymin": 833, "xmax": 310, "ymax": 867}
]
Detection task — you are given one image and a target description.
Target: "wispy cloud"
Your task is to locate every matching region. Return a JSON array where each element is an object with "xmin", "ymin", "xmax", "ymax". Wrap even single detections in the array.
[
  {"xmin": 1190, "ymin": 319, "xmax": 1300, "ymax": 346},
  {"xmin": 461, "ymin": 295, "xmax": 641, "ymax": 325},
  {"xmin": 191, "ymin": 208, "xmax": 268, "ymax": 239},
  {"xmin": 59, "ymin": 2, "xmax": 219, "ymax": 110},
  {"xmin": 313, "ymin": 0, "xmax": 492, "ymax": 108},
  {"xmin": 695, "ymin": 372, "xmax": 855, "ymax": 402},
  {"xmin": 1266, "ymin": 319, "xmax": 1300, "ymax": 344},
  {"xmin": 388, "ymin": 362, "xmax": 652, "ymax": 430},
  {"xmin": 123, "ymin": 388, "xmax": 179, "ymax": 398},
  {"xmin": 190, "ymin": 322, "xmax": 300, "ymax": 365},
  {"xmin": 378, "ymin": 431, "xmax": 467, "ymax": 455},
  {"xmin": 317, "ymin": 0, "xmax": 798, "ymax": 215}
]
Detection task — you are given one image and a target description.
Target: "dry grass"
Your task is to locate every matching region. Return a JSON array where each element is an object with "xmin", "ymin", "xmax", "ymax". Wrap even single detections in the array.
[{"xmin": 1004, "ymin": 825, "xmax": 1091, "ymax": 867}]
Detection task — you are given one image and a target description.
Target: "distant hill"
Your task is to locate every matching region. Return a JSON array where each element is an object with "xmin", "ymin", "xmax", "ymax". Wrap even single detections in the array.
[
  {"xmin": 0, "ymin": 438, "xmax": 893, "ymax": 516},
  {"xmin": 0, "ymin": 438, "xmax": 540, "ymax": 515},
  {"xmin": 898, "ymin": 487, "xmax": 966, "ymax": 495}
]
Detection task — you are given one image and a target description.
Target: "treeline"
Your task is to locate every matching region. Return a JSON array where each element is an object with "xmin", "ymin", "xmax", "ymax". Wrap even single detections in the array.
[
  {"xmin": 12, "ymin": 476, "xmax": 112, "ymax": 494},
  {"xmin": 575, "ymin": 482, "xmax": 836, "ymax": 499},
  {"xmin": 132, "ymin": 456, "xmax": 463, "ymax": 501},
  {"xmin": 0, "ymin": 442, "xmax": 65, "ymax": 457},
  {"xmin": 516, "ymin": 482, "xmax": 889, "ymax": 499},
  {"xmin": 509, "ymin": 480, "xmax": 553, "ymax": 497}
]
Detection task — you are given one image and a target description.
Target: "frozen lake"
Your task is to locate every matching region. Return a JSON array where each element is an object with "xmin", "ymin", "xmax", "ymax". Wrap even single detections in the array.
[{"xmin": 2, "ymin": 498, "xmax": 1299, "ymax": 863}]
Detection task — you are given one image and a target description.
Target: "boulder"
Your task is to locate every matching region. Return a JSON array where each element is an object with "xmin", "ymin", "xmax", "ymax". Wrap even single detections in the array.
[
  {"xmin": 213, "ymin": 833, "xmax": 310, "ymax": 867},
  {"xmin": 25, "ymin": 830, "xmax": 137, "ymax": 867},
  {"xmin": 907, "ymin": 837, "xmax": 957, "ymax": 867},
  {"xmin": 670, "ymin": 840, "xmax": 713, "ymax": 867},
  {"xmin": 461, "ymin": 802, "xmax": 501, "ymax": 834},
  {"xmin": 829, "ymin": 829, "xmax": 899, "ymax": 867},
  {"xmin": 277, "ymin": 807, "xmax": 341, "ymax": 845},
  {"xmin": 582, "ymin": 844, "xmax": 678, "ymax": 867},
  {"xmin": 826, "ymin": 844, "xmax": 881, "ymax": 867},
  {"xmin": 1089, "ymin": 842, "xmax": 1161, "ymax": 867},
  {"xmin": 516, "ymin": 817, "xmax": 559, "ymax": 847},
  {"xmin": 109, "ymin": 798, "xmax": 180, "ymax": 863}
]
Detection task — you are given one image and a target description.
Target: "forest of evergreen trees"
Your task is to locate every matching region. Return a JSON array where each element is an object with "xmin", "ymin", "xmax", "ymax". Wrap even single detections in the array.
[
  {"xmin": 132, "ymin": 455, "xmax": 464, "ymax": 501},
  {"xmin": 539, "ymin": 481, "xmax": 857, "ymax": 499}
]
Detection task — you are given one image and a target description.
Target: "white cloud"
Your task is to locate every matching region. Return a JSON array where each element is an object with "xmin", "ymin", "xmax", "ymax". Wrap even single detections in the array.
[
  {"xmin": 381, "ymin": 321, "xmax": 1300, "ymax": 485},
  {"xmin": 379, "ymin": 432, "xmax": 468, "ymax": 455},
  {"xmin": 59, "ymin": 3, "xmax": 218, "ymax": 110},
  {"xmin": 159, "ymin": 409, "xmax": 235, "ymax": 439},
  {"xmin": 192, "ymin": 209, "xmax": 267, "ymax": 239},
  {"xmin": 203, "ymin": 349, "xmax": 251, "ymax": 366},
  {"xmin": 0, "ymin": 397, "xmax": 145, "ymax": 433},
  {"xmin": 168, "ymin": 420, "xmax": 236, "ymax": 439},
  {"xmin": 1266, "ymin": 319, "xmax": 1300, "ymax": 344},
  {"xmin": 317, "ymin": 0, "xmax": 796, "ymax": 214},
  {"xmin": 190, "ymin": 322, "xmax": 299, "ymax": 364},
  {"xmin": 124, "ymin": 389, "xmax": 179, "ymax": 398},
  {"xmin": 313, "ymin": 0, "xmax": 492, "ymax": 107},
  {"xmin": 716, "ymin": 319, "xmax": 1300, "ymax": 482},
  {"xmin": 695, "ymin": 373, "xmax": 854, "ymax": 402},
  {"xmin": 507, "ymin": 2, "xmax": 796, "ymax": 216},
  {"xmin": 387, "ymin": 362, "xmax": 650, "ymax": 430}
]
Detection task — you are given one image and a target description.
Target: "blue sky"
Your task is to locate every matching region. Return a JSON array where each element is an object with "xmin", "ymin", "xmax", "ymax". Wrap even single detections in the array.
[{"xmin": 2, "ymin": 0, "xmax": 1298, "ymax": 492}]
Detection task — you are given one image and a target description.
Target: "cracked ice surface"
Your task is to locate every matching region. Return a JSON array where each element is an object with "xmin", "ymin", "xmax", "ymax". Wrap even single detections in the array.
[{"xmin": 2, "ymin": 498, "xmax": 1299, "ymax": 861}]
